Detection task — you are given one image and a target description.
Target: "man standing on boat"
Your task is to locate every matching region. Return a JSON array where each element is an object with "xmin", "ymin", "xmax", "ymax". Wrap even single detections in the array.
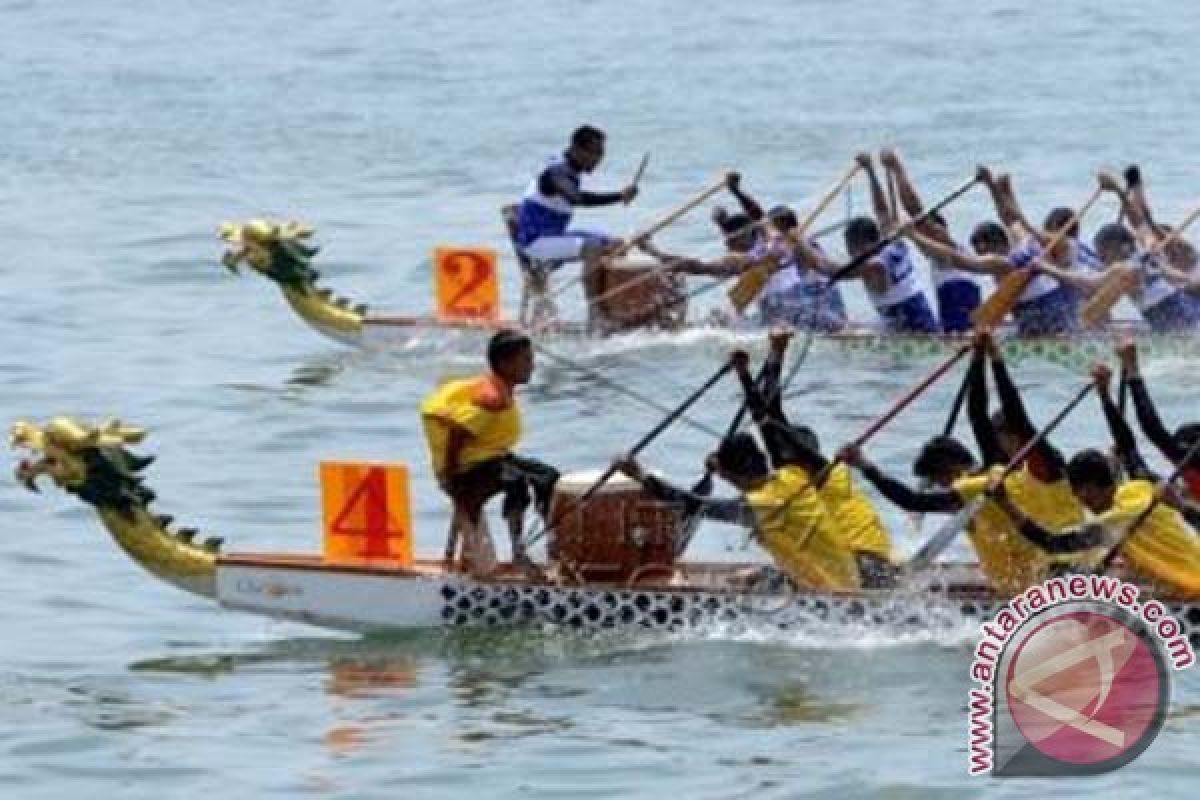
[
  {"xmin": 515, "ymin": 126, "xmax": 639, "ymax": 314},
  {"xmin": 421, "ymin": 330, "xmax": 559, "ymax": 576}
]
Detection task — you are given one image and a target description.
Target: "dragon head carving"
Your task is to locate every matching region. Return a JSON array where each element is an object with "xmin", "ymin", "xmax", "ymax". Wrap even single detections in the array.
[
  {"xmin": 218, "ymin": 220, "xmax": 368, "ymax": 333},
  {"xmin": 12, "ymin": 417, "xmax": 154, "ymax": 509}
]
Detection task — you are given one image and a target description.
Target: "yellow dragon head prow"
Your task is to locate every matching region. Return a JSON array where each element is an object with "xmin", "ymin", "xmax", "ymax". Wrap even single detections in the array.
[
  {"xmin": 218, "ymin": 219, "xmax": 368, "ymax": 340},
  {"xmin": 12, "ymin": 418, "xmax": 219, "ymax": 598}
]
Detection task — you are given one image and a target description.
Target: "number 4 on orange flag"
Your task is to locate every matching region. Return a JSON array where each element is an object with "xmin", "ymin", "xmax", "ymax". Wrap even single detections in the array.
[
  {"xmin": 434, "ymin": 246, "xmax": 500, "ymax": 322},
  {"xmin": 320, "ymin": 462, "xmax": 414, "ymax": 565}
]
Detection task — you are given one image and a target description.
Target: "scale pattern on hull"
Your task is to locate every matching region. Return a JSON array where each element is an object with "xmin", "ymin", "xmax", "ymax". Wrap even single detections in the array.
[{"xmin": 439, "ymin": 581, "xmax": 1200, "ymax": 646}]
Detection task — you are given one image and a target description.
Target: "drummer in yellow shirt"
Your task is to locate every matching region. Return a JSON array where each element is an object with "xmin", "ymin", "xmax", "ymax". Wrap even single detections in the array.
[
  {"xmin": 991, "ymin": 363, "xmax": 1200, "ymax": 599},
  {"xmin": 421, "ymin": 330, "xmax": 559, "ymax": 575}
]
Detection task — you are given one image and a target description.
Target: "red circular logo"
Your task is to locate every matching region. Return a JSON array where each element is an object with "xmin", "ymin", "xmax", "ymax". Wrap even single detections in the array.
[{"xmin": 1005, "ymin": 610, "xmax": 1164, "ymax": 766}]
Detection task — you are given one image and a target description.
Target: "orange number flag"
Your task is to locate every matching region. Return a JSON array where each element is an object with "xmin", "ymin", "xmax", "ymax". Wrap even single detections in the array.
[
  {"xmin": 320, "ymin": 462, "xmax": 413, "ymax": 565},
  {"xmin": 434, "ymin": 247, "xmax": 499, "ymax": 321}
]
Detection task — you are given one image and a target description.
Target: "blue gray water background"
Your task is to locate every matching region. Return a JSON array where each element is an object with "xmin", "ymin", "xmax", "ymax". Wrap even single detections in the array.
[{"xmin": 2, "ymin": 1, "xmax": 1199, "ymax": 797}]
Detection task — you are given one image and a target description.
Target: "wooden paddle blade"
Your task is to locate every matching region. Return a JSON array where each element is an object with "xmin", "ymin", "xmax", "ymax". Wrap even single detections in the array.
[
  {"xmin": 971, "ymin": 270, "xmax": 1033, "ymax": 328},
  {"xmin": 1081, "ymin": 268, "xmax": 1137, "ymax": 329},
  {"xmin": 727, "ymin": 263, "xmax": 771, "ymax": 312}
]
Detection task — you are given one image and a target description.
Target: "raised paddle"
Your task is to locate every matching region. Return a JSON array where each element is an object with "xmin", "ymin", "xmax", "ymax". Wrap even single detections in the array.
[
  {"xmin": 1099, "ymin": 436, "xmax": 1200, "ymax": 574},
  {"xmin": 1080, "ymin": 205, "xmax": 1200, "ymax": 328},
  {"xmin": 971, "ymin": 185, "xmax": 1106, "ymax": 329},
  {"xmin": 904, "ymin": 382, "xmax": 1096, "ymax": 573},
  {"xmin": 523, "ymin": 357, "xmax": 735, "ymax": 548},
  {"xmin": 727, "ymin": 162, "xmax": 863, "ymax": 312}
]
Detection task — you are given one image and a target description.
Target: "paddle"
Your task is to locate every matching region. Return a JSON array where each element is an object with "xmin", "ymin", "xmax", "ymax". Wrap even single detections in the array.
[
  {"xmin": 611, "ymin": 176, "xmax": 729, "ymax": 260},
  {"xmin": 904, "ymin": 382, "xmax": 1096, "ymax": 573},
  {"xmin": 971, "ymin": 185, "xmax": 1106, "ymax": 329},
  {"xmin": 523, "ymin": 357, "xmax": 734, "ymax": 548},
  {"xmin": 1099, "ymin": 437, "xmax": 1200, "ymax": 574},
  {"xmin": 1080, "ymin": 205, "xmax": 1200, "ymax": 328},
  {"xmin": 727, "ymin": 162, "xmax": 863, "ymax": 312},
  {"xmin": 631, "ymin": 152, "xmax": 650, "ymax": 192}
]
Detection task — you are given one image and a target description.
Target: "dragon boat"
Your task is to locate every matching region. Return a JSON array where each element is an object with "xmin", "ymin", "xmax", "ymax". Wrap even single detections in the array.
[
  {"xmin": 216, "ymin": 219, "xmax": 1200, "ymax": 371},
  {"xmin": 14, "ymin": 416, "xmax": 1200, "ymax": 644}
]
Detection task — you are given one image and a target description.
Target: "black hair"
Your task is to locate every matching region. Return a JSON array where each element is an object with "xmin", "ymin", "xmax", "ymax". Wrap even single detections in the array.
[
  {"xmin": 767, "ymin": 205, "xmax": 799, "ymax": 231},
  {"xmin": 1066, "ymin": 449, "xmax": 1116, "ymax": 490},
  {"xmin": 570, "ymin": 125, "xmax": 606, "ymax": 150},
  {"xmin": 791, "ymin": 424, "xmax": 820, "ymax": 455},
  {"xmin": 487, "ymin": 329, "xmax": 532, "ymax": 370},
  {"xmin": 1176, "ymin": 423, "xmax": 1200, "ymax": 468},
  {"xmin": 1043, "ymin": 206, "xmax": 1079, "ymax": 238},
  {"xmin": 844, "ymin": 216, "xmax": 881, "ymax": 253},
  {"xmin": 719, "ymin": 212, "xmax": 754, "ymax": 237},
  {"xmin": 990, "ymin": 409, "xmax": 1012, "ymax": 435},
  {"xmin": 716, "ymin": 433, "xmax": 769, "ymax": 479},
  {"xmin": 1093, "ymin": 223, "xmax": 1136, "ymax": 262},
  {"xmin": 969, "ymin": 221, "xmax": 1010, "ymax": 254},
  {"xmin": 913, "ymin": 435, "xmax": 976, "ymax": 481}
]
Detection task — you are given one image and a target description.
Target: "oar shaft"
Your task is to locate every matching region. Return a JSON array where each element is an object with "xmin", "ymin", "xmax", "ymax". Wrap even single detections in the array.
[
  {"xmin": 577, "ymin": 359, "xmax": 734, "ymax": 506},
  {"xmin": 631, "ymin": 153, "xmax": 650, "ymax": 188},
  {"xmin": 612, "ymin": 177, "xmax": 728, "ymax": 259},
  {"xmin": 854, "ymin": 345, "xmax": 973, "ymax": 448},
  {"xmin": 798, "ymin": 163, "xmax": 863, "ymax": 236},
  {"xmin": 831, "ymin": 176, "xmax": 980, "ymax": 285}
]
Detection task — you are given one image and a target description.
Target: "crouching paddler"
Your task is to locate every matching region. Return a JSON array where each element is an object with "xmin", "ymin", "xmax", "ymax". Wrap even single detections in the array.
[
  {"xmin": 613, "ymin": 433, "xmax": 864, "ymax": 591},
  {"xmin": 421, "ymin": 330, "xmax": 559, "ymax": 576}
]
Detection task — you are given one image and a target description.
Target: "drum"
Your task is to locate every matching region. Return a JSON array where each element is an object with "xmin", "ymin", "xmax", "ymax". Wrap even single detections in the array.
[
  {"xmin": 591, "ymin": 260, "xmax": 687, "ymax": 331},
  {"xmin": 547, "ymin": 470, "xmax": 682, "ymax": 583}
]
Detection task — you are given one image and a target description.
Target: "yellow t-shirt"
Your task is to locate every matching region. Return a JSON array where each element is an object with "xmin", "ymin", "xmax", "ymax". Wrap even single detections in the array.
[
  {"xmin": 818, "ymin": 464, "xmax": 893, "ymax": 561},
  {"xmin": 953, "ymin": 465, "xmax": 1089, "ymax": 594},
  {"xmin": 1098, "ymin": 480, "xmax": 1200, "ymax": 599},
  {"xmin": 746, "ymin": 466, "xmax": 861, "ymax": 590},
  {"xmin": 420, "ymin": 374, "xmax": 521, "ymax": 479}
]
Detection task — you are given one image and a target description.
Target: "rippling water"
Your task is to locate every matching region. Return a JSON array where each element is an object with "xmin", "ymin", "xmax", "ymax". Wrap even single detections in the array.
[{"xmin": 4, "ymin": 1, "xmax": 1200, "ymax": 797}]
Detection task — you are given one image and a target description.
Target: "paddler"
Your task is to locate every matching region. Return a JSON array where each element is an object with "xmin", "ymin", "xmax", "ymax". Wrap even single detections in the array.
[
  {"xmin": 989, "ymin": 363, "xmax": 1200, "ymax": 598},
  {"xmin": 613, "ymin": 434, "xmax": 863, "ymax": 591},
  {"xmin": 787, "ymin": 153, "xmax": 940, "ymax": 333},
  {"xmin": 1122, "ymin": 165, "xmax": 1200, "ymax": 284},
  {"xmin": 421, "ymin": 330, "xmax": 559, "ymax": 576},
  {"xmin": 515, "ymin": 126, "xmax": 639, "ymax": 320},
  {"xmin": 879, "ymin": 149, "xmax": 984, "ymax": 333},
  {"xmin": 908, "ymin": 168, "xmax": 1085, "ymax": 335},
  {"xmin": 732, "ymin": 333, "xmax": 894, "ymax": 585},
  {"xmin": 1119, "ymin": 340, "xmax": 1200, "ymax": 503},
  {"xmin": 1089, "ymin": 220, "xmax": 1200, "ymax": 332},
  {"xmin": 840, "ymin": 331, "xmax": 1092, "ymax": 593}
]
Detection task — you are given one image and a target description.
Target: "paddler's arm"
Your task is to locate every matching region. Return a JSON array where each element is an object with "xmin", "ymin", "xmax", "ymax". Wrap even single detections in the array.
[
  {"xmin": 725, "ymin": 172, "xmax": 765, "ymax": 221},
  {"xmin": 880, "ymin": 149, "xmax": 955, "ymax": 245},
  {"xmin": 968, "ymin": 333, "xmax": 1007, "ymax": 467},
  {"xmin": 989, "ymin": 483, "xmax": 1107, "ymax": 554},
  {"xmin": 990, "ymin": 345, "xmax": 1067, "ymax": 478},
  {"xmin": 1123, "ymin": 165, "xmax": 1164, "ymax": 238},
  {"xmin": 615, "ymin": 458, "xmax": 756, "ymax": 528},
  {"xmin": 542, "ymin": 168, "xmax": 633, "ymax": 208},
  {"xmin": 733, "ymin": 345, "xmax": 828, "ymax": 474},
  {"xmin": 905, "ymin": 229, "xmax": 1010, "ymax": 276},
  {"xmin": 991, "ymin": 172, "xmax": 1044, "ymax": 244},
  {"xmin": 1093, "ymin": 363, "xmax": 1157, "ymax": 482},
  {"xmin": 1119, "ymin": 341, "xmax": 1187, "ymax": 464},
  {"xmin": 1032, "ymin": 261, "xmax": 1107, "ymax": 296},
  {"xmin": 440, "ymin": 422, "xmax": 473, "ymax": 487},
  {"xmin": 785, "ymin": 231, "xmax": 840, "ymax": 277},
  {"xmin": 841, "ymin": 447, "xmax": 963, "ymax": 513},
  {"xmin": 859, "ymin": 153, "xmax": 896, "ymax": 232}
]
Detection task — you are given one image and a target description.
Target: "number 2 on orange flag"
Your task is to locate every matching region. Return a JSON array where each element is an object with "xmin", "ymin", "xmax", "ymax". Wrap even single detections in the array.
[
  {"xmin": 320, "ymin": 462, "xmax": 414, "ymax": 565},
  {"xmin": 434, "ymin": 246, "xmax": 499, "ymax": 321}
]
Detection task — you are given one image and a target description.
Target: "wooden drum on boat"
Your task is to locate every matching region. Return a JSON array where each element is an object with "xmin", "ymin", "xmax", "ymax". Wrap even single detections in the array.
[
  {"xmin": 592, "ymin": 259, "xmax": 687, "ymax": 331},
  {"xmin": 547, "ymin": 470, "xmax": 682, "ymax": 583}
]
